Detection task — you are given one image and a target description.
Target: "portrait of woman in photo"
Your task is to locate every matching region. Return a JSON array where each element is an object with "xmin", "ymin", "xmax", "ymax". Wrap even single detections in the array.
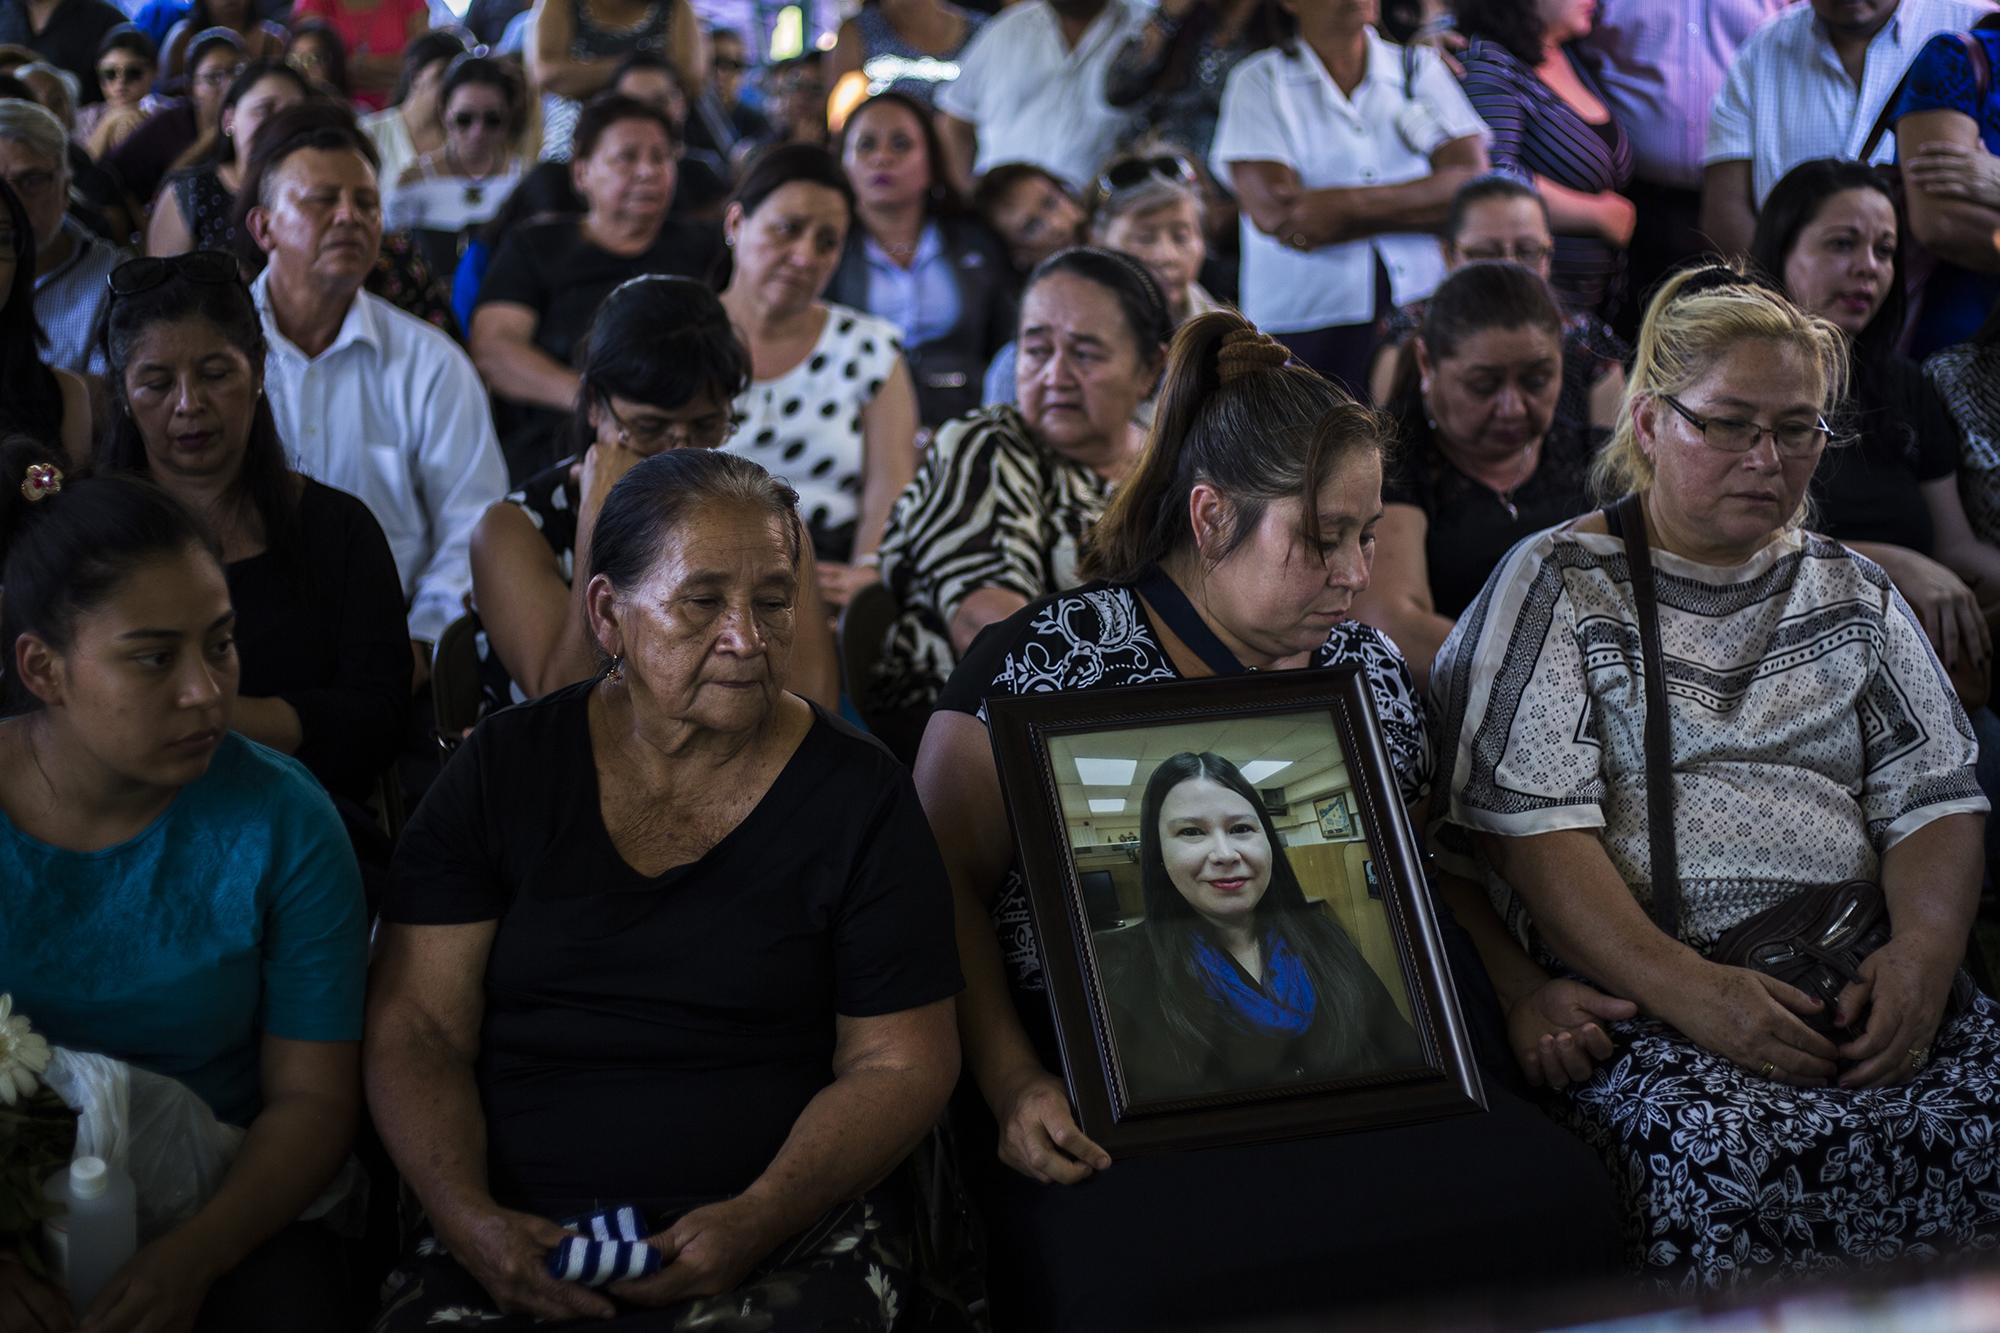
[{"xmin": 1103, "ymin": 750, "xmax": 1422, "ymax": 1103}]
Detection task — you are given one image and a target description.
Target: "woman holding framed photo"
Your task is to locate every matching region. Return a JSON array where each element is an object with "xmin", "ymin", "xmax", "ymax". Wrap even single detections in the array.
[{"xmin": 914, "ymin": 307, "xmax": 1624, "ymax": 1329}]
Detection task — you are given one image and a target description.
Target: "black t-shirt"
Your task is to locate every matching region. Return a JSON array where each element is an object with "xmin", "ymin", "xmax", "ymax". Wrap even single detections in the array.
[
  {"xmin": 476, "ymin": 215, "xmax": 724, "ymax": 474},
  {"xmin": 1810, "ymin": 355, "xmax": 1959, "ymax": 555},
  {"xmin": 1382, "ymin": 416, "xmax": 1606, "ymax": 619},
  {"xmin": 0, "ymin": 0, "xmax": 126, "ymax": 101},
  {"xmin": 224, "ymin": 480, "xmax": 411, "ymax": 804},
  {"xmin": 383, "ymin": 682, "xmax": 964, "ymax": 1219}
]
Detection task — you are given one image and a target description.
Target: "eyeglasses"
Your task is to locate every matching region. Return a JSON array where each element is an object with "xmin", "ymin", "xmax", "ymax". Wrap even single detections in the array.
[
  {"xmin": 1457, "ymin": 241, "xmax": 1552, "ymax": 266},
  {"xmin": 97, "ymin": 62, "xmax": 150, "ymax": 84},
  {"xmin": 1660, "ymin": 394, "xmax": 1832, "ymax": 459},
  {"xmin": 1095, "ymin": 154, "xmax": 1199, "ymax": 205},
  {"xmin": 713, "ymin": 56, "xmax": 748, "ymax": 73},
  {"xmin": 107, "ymin": 249, "xmax": 241, "ymax": 297},
  {"xmin": 602, "ymin": 398, "xmax": 742, "ymax": 451},
  {"xmin": 193, "ymin": 61, "xmax": 244, "ymax": 89},
  {"xmin": 450, "ymin": 110, "xmax": 508, "ymax": 131}
]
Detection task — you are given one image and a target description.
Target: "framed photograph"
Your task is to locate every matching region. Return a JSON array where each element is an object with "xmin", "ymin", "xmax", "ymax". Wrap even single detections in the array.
[
  {"xmin": 986, "ymin": 668, "xmax": 1486, "ymax": 1156},
  {"xmin": 1314, "ymin": 792, "xmax": 1354, "ymax": 840}
]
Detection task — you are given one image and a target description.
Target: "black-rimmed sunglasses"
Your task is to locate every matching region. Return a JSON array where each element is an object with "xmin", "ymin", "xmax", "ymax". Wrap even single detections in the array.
[
  {"xmin": 450, "ymin": 110, "xmax": 508, "ymax": 131},
  {"xmin": 107, "ymin": 250, "xmax": 241, "ymax": 298},
  {"xmin": 1095, "ymin": 154, "xmax": 1199, "ymax": 203}
]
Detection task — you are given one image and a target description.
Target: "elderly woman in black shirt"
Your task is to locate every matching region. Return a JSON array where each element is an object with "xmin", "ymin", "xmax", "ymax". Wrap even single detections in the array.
[{"xmin": 366, "ymin": 449, "xmax": 961, "ymax": 1330}]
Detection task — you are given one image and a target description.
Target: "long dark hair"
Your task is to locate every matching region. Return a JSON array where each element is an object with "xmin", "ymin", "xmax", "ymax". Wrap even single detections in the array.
[
  {"xmin": 1452, "ymin": 0, "xmax": 1548, "ymax": 64},
  {"xmin": 287, "ymin": 18, "xmax": 350, "ymax": 98},
  {"xmin": 1385, "ymin": 260, "xmax": 1564, "ymax": 430},
  {"xmin": 0, "ymin": 435, "xmax": 221, "ymax": 716},
  {"xmin": 0, "ymin": 179, "xmax": 61, "ymax": 444},
  {"xmin": 1135, "ymin": 751, "xmax": 1399, "ymax": 1080},
  {"xmin": 181, "ymin": 58, "xmax": 309, "ymax": 171},
  {"xmin": 1749, "ymin": 158, "xmax": 1907, "ymax": 367},
  {"xmin": 570, "ymin": 275, "xmax": 752, "ymax": 450},
  {"xmin": 839, "ymin": 90, "xmax": 963, "ymax": 220},
  {"xmin": 1084, "ymin": 307, "xmax": 1384, "ymax": 582},
  {"xmin": 95, "ymin": 260, "xmax": 302, "ymax": 571},
  {"xmin": 393, "ymin": 28, "xmax": 469, "ymax": 107}
]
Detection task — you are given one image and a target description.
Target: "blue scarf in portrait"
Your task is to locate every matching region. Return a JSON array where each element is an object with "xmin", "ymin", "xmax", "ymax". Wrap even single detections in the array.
[{"xmin": 1190, "ymin": 929, "xmax": 1317, "ymax": 1036}]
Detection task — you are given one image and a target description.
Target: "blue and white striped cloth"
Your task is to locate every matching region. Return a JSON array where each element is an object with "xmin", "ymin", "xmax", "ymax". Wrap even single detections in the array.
[{"xmin": 546, "ymin": 1205, "xmax": 664, "ymax": 1288}]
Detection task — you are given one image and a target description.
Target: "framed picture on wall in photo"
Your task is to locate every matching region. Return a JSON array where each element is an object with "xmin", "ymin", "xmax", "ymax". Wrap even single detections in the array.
[
  {"xmin": 985, "ymin": 669, "xmax": 1486, "ymax": 1156},
  {"xmin": 1314, "ymin": 792, "xmax": 1354, "ymax": 840}
]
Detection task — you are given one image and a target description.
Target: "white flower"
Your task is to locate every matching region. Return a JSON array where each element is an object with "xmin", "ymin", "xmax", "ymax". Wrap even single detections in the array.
[{"xmin": 0, "ymin": 994, "xmax": 51, "ymax": 1106}]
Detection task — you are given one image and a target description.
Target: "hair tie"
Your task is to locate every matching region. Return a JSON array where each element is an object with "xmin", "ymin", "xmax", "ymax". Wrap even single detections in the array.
[
  {"xmin": 20, "ymin": 463, "xmax": 62, "ymax": 504},
  {"xmin": 1216, "ymin": 328, "xmax": 1290, "ymax": 386}
]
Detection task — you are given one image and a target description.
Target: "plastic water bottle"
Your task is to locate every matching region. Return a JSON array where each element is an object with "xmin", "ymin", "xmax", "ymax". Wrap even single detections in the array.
[{"xmin": 41, "ymin": 1157, "xmax": 137, "ymax": 1314}]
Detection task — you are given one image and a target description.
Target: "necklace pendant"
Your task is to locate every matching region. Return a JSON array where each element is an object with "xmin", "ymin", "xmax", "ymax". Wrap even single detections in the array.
[
  {"xmin": 465, "ymin": 184, "xmax": 484, "ymax": 206},
  {"xmin": 1501, "ymin": 498, "xmax": 1519, "ymax": 521}
]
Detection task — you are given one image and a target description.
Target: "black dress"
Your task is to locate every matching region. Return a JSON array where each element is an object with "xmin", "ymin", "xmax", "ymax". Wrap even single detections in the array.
[
  {"xmin": 475, "ymin": 216, "xmax": 726, "ymax": 478},
  {"xmin": 224, "ymin": 480, "xmax": 411, "ymax": 804},
  {"xmin": 936, "ymin": 583, "xmax": 1621, "ymax": 1330},
  {"xmin": 1810, "ymin": 354, "xmax": 1960, "ymax": 554},
  {"xmin": 1383, "ymin": 412, "xmax": 1606, "ymax": 619}
]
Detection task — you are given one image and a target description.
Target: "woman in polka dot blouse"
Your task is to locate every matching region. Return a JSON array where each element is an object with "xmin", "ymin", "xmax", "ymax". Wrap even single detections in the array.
[{"xmin": 719, "ymin": 144, "xmax": 922, "ymax": 609}]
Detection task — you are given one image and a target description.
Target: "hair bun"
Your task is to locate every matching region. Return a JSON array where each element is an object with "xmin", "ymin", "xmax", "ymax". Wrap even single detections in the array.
[{"xmin": 1215, "ymin": 327, "xmax": 1290, "ymax": 386}]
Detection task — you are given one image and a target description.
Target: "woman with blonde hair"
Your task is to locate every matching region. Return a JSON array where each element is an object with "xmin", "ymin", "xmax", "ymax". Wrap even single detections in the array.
[{"xmin": 1433, "ymin": 266, "xmax": 2000, "ymax": 1286}]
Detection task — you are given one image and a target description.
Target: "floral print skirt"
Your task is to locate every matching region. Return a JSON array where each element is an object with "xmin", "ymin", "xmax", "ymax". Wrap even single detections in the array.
[
  {"xmin": 372, "ymin": 1193, "xmax": 914, "ymax": 1331},
  {"xmin": 1557, "ymin": 995, "xmax": 2000, "ymax": 1290}
]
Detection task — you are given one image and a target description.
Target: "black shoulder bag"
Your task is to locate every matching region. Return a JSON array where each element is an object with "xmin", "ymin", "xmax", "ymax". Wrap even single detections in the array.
[{"xmin": 1609, "ymin": 493, "xmax": 1901, "ymax": 1044}]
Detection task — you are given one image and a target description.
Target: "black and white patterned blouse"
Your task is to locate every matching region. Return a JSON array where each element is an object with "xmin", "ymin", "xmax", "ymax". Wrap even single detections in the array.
[
  {"xmin": 1928, "ymin": 341, "xmax": 2000, "ymax": 546},
  {"xmin": 472, "ymin": 456, "xmax": 580, "ymax": 713},
  {"xmin": 872, "ymin": 407, "xmax": 1117, "ymax": 712},
  {"xmin": 723, "ymin": 304, "xmax": 903, "ymax": 564},
  {"xmin": 936, "ymin": 582, "xmax": 1431, "ymax": 1062}
]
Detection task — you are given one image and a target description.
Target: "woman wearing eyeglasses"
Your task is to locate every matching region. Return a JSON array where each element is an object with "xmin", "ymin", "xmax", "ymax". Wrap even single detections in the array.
[
  {"xmin": 1367, "ymin": 174, "xmax": 1625, "ymax": 430},
  {"xmin": 76, "ymin": 26, "xmax": 165, "ymax": 159},
  {"xmin": 160, "ymin": 0, "xmax": 285, "ymax": 81},
  {"xmin": 470, "ymin": 93, "xmax": 722, "ymax": 480},
  {"xmin": 1432, "ymin": 265, "xmax": 2000, "ymax": 1288},
  {"xmin": 470, "ymin": 275, "xmax": 840, "ymax": 713},
  {"xmin": 1350, "ymin": 261, "xmax": 1601, "ymax": 692},
  {"xmin": 145, "ymin": 59, "xmax": 307, "ymax": 257},
  {"xmin": 384, "ymin": 56, "xmax": 527, "ymax": 237},
  {"xmin": 828, "ymin": 90, "xmax": 1015, "ymax": 427}
]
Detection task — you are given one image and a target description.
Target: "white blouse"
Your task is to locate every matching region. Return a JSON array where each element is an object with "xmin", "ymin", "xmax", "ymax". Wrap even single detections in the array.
[{"xmin": 1211, "ymin": 27, "xmax": 1487, "ymax": 333}]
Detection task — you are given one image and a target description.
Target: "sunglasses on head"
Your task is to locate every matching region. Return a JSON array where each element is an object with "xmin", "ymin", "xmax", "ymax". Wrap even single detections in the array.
[
  {"xmin": 451, "ymin": 110, "xmax": 507, "ymax": 130},
  {"xmin": 107, "ymin": 249, "xmax": 240, "ymax": 298},
  {"xmin": 1095, "ymin": 154, "xmax": 1198, "ymax": 203},
  {"xmin": 97, "ymin": 62, "xmax": 149, "ymax": 83}
]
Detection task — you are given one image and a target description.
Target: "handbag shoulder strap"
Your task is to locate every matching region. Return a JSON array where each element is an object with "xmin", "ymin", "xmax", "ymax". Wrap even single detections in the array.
[
  {"xmin": 1607, "ymin": 493, "xmax": 1684, "ymax": 940},
  {"xmin": 1860, "ymin": 30, "xmax": 1991, "ymax": 162}
]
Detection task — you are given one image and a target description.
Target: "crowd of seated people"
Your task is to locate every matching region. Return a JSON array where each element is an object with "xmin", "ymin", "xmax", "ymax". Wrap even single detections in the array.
[{"xmin": 5, "ymin": 0, "xmax": 2000, "ymax": 1327}]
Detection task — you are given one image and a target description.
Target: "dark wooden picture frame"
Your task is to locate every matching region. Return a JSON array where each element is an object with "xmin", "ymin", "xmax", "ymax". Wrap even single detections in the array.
[{"xmin": 987, "ymin": 669, "xmax": 1486, "ymax": 1155}]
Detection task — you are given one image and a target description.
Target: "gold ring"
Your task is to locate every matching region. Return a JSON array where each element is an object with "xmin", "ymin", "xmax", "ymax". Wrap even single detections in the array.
[
  {"xmin": 1758, "ymin": 1060, "xmax": 1775, "ymax": 1080},
  {"xmin": 1910, "ymin": 1045, "xmax": 1931, "ymax": 1072},
  {"xmin": 1290, "ymin": 232, "xmax": 1307, "ymax": 249}
]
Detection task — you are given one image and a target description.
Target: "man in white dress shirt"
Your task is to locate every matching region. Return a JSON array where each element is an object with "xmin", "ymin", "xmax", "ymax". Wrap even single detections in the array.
[
  {"xmin": 243, "ymin": 108, "xmax": 508, "ymax": 682},
  {"xmin": 935, "ymin": 0, "xmax": 1147, "ymax": 194},
  {"xmin": 1701, "ymin": 0, "xmax": 1995, "ymax": 257}
]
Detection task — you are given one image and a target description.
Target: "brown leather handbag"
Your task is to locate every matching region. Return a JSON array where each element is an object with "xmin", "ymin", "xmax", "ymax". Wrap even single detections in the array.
[{"xmin": 1609, "ymin": 494, "xmax": 1965, "ymax": 1045}]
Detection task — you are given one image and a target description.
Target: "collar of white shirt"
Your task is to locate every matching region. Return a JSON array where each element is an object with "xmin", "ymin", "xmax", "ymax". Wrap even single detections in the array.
[
  {"xmin": 1278, "ymin": 25, "xmax": 1416, "ymax": 110},
  {"xmin": 249, "ymin": 266, "xmax": 381, "ymax": 366}
]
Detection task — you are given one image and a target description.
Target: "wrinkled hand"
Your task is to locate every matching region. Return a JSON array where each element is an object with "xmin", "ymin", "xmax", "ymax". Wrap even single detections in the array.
[
  {"xmin": 575, "ymin": 440, "xmax": 648, "ymax": 516},
  {"xmin": 610, "ymin": 1198, "xmax": 782, "ymax": 1309},
  {"xmin": 1879, "ymin": 547, "xmax": 1990, "ymax": 673},
  {"xmin": 77, "ymin": 1232, "xmax": 215, "ymax": 1333},
  {"xmin": 1278, "ymin": 190, "xmax": 1348, "ymax": 252},
  {"xmin": 1665, "ymin": 964, "xmax": 1839, "ymax": 1085},
  {"xmin": 815, "ymin": 560, "xmax": 879, "ymax": 610},
  {"xmin": 1903, "ymin": 140, "xmax": 2000, "ymax": 208},
  {"xmin": 0, "ymin": 1256, "xmax": 70, "ymax": 1333},
  {"xmin": 991, "ymin": 1066, "xmax": 1110, "ymax": 1185},
  {"xmin": 1833, "ymin": 934, "xmax": 1961, "ymax": 1088},
  {"xmin": 1507, "ymin": 978, "xmax": 1637, "ymax": 1090},
  {"xmin": 433, "ymin": 1203, "xmax": 615, "ymax": 1322}
]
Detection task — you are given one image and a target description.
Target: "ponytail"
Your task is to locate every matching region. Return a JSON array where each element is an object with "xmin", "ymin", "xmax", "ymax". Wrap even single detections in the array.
[
  {"xmin": 1083, "ymin": 310, "xmax": 1390, "ymax": 582},
  {"xmin": 0, "ymin": 436, "xmax": 218, "ymax": 715}
]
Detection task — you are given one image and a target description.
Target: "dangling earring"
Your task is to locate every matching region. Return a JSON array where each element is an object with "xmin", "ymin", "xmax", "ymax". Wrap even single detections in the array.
[{"xmin": 605, "ymin": 654, "xmax": 624, "ymax": 684}]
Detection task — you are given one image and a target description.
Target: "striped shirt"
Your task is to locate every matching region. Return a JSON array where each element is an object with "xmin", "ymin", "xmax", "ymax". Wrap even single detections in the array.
[
  {"xmin": 1458, "ymin": 38, "xmax": 1635, "ymax": 317},
  {"xmin": 1704, "ymin": 0, "xmax": 1996, "ymax": 205},
  {"xmin": 872, "ymin": 406, "xmax": 1117, "ymax": 712}
]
